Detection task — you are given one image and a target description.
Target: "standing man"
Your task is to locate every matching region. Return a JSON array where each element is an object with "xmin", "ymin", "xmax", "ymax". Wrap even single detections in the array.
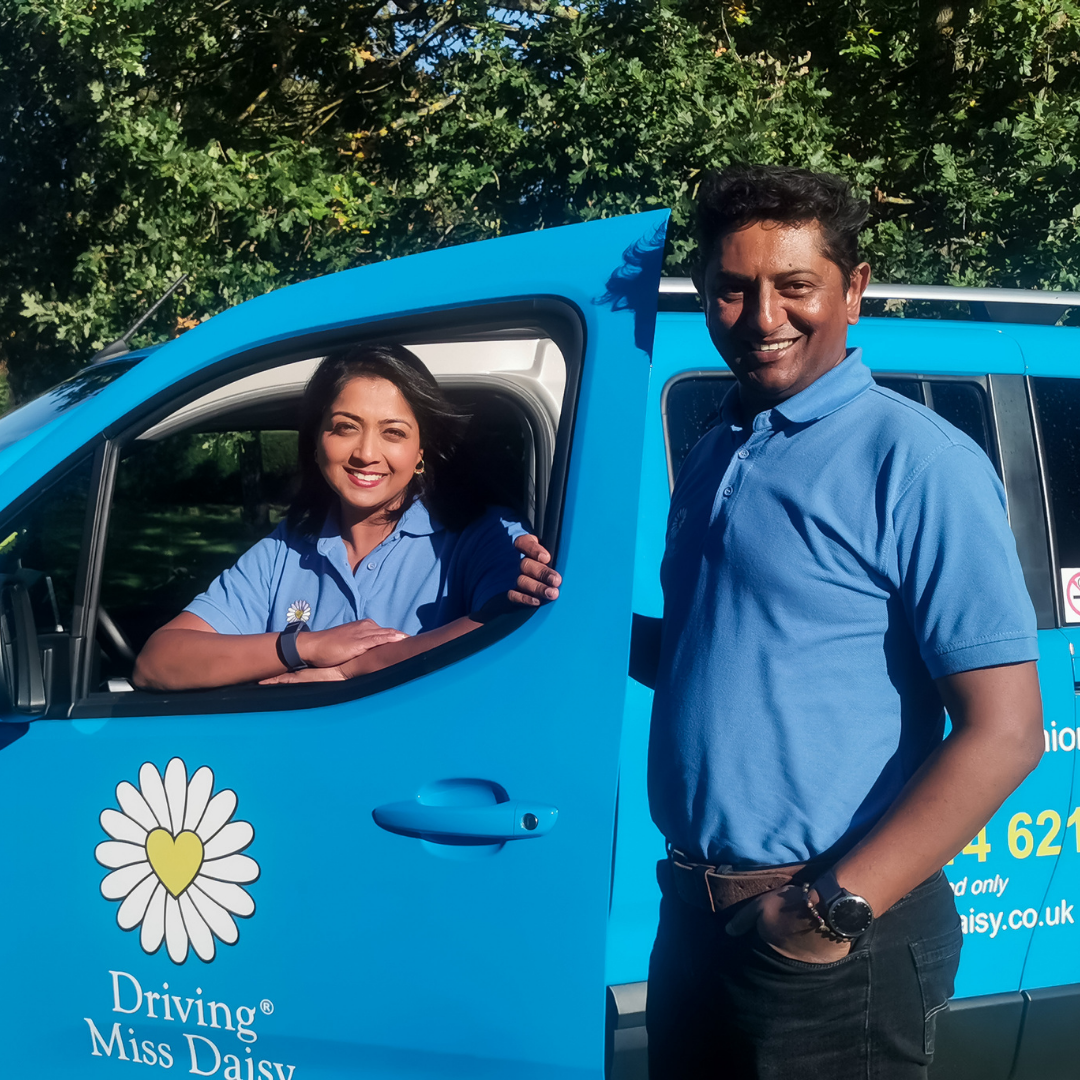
[{"xmin": 642, "ymin": 165, "xmax": 1044, "ymax": 1079}]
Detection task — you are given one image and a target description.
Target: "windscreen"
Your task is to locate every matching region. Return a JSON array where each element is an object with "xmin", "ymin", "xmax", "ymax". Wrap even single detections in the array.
[{"xmin": 0, "ymin": 357, "xmax": 143, "ymax": 454}]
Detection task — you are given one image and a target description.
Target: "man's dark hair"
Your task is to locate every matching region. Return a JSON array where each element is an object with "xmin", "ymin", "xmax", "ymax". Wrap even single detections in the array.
[
  {"xmin": 288, "ymin": 342, "xmax": 467, "ymax": 538},
  {"xmin": 694, "ymin": 164, "xmax": 869, "ymax": 283}
]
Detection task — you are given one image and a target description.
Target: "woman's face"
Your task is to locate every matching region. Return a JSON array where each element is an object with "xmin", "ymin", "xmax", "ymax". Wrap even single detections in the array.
[{"xmin": 316, "ymin": 376, "xmax": 423, "ymax": 521}]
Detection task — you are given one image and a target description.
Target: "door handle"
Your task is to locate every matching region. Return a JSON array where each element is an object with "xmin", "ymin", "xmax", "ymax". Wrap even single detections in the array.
[{"xmin": 372, "ymin": 799, "xmax": 558, "ymax": 841}]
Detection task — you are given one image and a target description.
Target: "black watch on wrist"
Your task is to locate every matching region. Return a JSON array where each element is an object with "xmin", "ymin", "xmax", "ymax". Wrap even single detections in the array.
[
  {"xmin": 811, "ymin": 868, "xmax": 874, "ymax": 939},
  {"xmin": 277, "ymin": 620, "xmax": 310, "ymax": 671}
]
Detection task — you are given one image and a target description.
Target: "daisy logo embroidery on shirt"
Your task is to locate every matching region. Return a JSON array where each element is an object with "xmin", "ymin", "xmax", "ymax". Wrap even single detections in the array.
[
  {"xmin": 286, "ymin": 599, "xmax": 311, "ymax": 624},
  {"xmin": 95, "ymin": 758, "xmax": 259, "ymax": 964}
]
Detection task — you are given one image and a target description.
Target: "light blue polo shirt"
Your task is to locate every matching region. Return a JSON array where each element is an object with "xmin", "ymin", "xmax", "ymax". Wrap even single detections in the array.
[
  {"xmin": 649, "ymin": 349, "xmax": 1039, "ymax": 867},
  {"xmin": 186, "ymin": 502, "xmax": 526, "ymax": 636}
]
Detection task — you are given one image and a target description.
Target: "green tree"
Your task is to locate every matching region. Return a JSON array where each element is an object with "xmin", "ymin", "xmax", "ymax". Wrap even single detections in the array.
[{"xmin": 3, "ymin": 0, "xmax": 1079, "ymax": 403}]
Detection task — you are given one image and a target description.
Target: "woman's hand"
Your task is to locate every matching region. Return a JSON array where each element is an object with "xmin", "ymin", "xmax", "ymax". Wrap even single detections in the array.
[
  {"xmin": 259, "ymin": 664, "xmax": 349, "ymax": 685},
  {"xmin": 509, "ymin": 534, "xmax": 562, "ymax": 606},
  {"xmin": 725, "ymin": 885, "xmax": 853, "ymax": 964},
  {"xmin": 260, "ymin": 620, "xmax": 410, "ymax": 684},
  {"xmin": 297, "ymin": 618, "xmax": 408, "ymax": 668}
]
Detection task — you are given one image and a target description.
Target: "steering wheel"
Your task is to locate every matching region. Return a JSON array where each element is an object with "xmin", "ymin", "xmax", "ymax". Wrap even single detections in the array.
[{"xmin": 96, "ymin": 606, "xmax": 137, "ymax": 665}]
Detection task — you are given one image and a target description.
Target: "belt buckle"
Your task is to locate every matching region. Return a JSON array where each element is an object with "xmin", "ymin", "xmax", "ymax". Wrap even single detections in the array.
[{"xmin": 671, "ymin": 849, "xmax": 730, "ymax": 914}]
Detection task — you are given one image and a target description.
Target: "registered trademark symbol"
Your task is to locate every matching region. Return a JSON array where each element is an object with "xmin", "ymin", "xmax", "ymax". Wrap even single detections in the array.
[{"xmin": 260, "ymin": 999, "xmax": 274, "ymax": 1015}]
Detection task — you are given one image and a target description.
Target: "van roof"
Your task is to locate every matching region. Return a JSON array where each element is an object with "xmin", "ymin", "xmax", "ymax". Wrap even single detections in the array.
[{"xmin": 659, "ymin": 277, "xmax": 1080, "ymax": 326}]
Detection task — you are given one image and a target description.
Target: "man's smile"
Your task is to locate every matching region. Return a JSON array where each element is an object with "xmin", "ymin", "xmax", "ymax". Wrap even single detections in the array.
[{"xmin": 749, "ymin": 339, "xmax": 798, "ymax": 353}]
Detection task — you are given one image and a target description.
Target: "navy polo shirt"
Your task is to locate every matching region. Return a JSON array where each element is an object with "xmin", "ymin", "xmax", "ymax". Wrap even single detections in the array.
[
  {"xmin": 648, "ymin": 350, "xmax": 1038, "ymax": 867},
  {"xmin": 186, "ymin": 502, "xmax": 526, "ymax": 636}
]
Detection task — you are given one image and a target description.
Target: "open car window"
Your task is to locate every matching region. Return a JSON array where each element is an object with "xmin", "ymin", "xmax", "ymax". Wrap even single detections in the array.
[{"xmin": 79, "ymin": 329, "xmax": 570, "ymax": 707}]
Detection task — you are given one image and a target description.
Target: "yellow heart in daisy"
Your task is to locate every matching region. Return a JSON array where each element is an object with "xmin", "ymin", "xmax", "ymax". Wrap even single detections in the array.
[{"xmin": 146, "ymin": 828, "xmax": 204, "ymax": 898}]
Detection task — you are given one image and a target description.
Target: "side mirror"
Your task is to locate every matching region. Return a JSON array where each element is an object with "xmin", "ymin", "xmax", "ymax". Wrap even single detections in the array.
[{"xmin": 0, "ymin": 583, "xmax": 46, "ymax": 714}]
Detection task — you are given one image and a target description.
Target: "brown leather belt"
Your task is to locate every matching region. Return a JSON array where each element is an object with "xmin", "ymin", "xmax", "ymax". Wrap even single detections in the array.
[{"xmin": 669, "ymin": 848, "xmax": 817, "ymax": 914}]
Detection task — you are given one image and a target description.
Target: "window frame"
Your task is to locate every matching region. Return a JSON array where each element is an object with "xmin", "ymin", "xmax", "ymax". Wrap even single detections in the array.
[
  {"xmin": 61, "ymin": 298, "xmax": 584, "ymax": 719},
  {"xmin": 1026, "ymin": 374, "xmax": 1080, "ymax": 628},
  {"xmin": 657, "ymin": 369, "xmax": 1055, "ymax": 631},
  {"xmin": 660, "ymin": 371, "xmax": 1005, "ymax": 491}
]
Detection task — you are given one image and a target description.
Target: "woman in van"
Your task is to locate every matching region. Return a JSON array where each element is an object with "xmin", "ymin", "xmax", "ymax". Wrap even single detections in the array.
[{"xmin": 133, "ymin": 343, "xmax": 560, "ymax": 691}]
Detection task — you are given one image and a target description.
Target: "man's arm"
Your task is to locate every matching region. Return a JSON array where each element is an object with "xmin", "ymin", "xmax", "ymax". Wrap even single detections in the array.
[
  {"xmin": 834, "ymin": 660, "xmax": 1043, "ymax": 913},
  {"xmin": 731, "ymin": 660, "xmax": 1043, "ymax": 962}
]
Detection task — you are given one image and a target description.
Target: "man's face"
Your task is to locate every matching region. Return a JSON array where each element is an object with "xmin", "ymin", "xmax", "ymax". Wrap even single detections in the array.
[{"xmin": 694, "ymin": 219, "xmax": 870, "ymax": 413}]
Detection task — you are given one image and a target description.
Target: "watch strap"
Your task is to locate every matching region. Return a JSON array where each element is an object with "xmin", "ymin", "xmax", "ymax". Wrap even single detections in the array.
[
  {"xmin": 812, "ymin": 867, "xmax": 844, "ymax": 907},
  {"xmin": 277, "ymin": 621, "xmax": 310, "ymax": 671}
]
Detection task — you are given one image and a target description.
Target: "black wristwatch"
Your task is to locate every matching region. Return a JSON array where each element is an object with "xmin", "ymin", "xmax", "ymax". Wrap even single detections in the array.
[
  {"xmin": 811, "ymin": 868, "xmax": 874, "ymax": 939},
  {"xmin": 277, "ymin": 620, "xmax": 310, "ymax": 671}
]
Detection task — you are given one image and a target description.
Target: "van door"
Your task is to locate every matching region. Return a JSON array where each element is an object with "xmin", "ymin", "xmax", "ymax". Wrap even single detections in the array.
[
  {"xmin": 1014, "ymin": 373, "xmax": 1080, "ymax": 995},
  {"xmin": 0, "ymin": 211, "xmax": 668, "ymax": 1079}
]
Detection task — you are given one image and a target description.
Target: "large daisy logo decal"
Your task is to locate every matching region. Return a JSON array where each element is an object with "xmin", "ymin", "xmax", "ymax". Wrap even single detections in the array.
[{"xmin": 95, "ymin": 758, "xmax": 259, "ymax": 964}]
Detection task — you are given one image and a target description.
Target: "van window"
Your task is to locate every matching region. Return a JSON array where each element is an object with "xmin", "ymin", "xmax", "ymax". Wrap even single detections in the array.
[
  {"xmin": 1030, "ymin": 378, "xmax": 1080, "ymax": 619},
  {"xmin": 0, "ymin": 457, "xmax": 93, "ymax": 629},
  {"xmin": 0, "ymin": 457, "xmax": 93, "ymax": 712},
  {"xmin": 663, "ymin": 373, "xmax": 997, "ymax": 486},
  {"xmin": 875, "ymin": 378, "xmax": 996, "ymax": 466},
  {"xmin": 662, "ymin": 374, "xmax": 735, "ymax": 482},
  {"xmin": 0, "ymin": 357, "xmax": 143, "ymax": 454}
]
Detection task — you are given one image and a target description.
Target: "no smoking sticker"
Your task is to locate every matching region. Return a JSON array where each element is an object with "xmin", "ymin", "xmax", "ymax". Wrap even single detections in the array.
[{"xmin": 1061, "ymin": 568, "xmax": 1080, "ymax": 623}]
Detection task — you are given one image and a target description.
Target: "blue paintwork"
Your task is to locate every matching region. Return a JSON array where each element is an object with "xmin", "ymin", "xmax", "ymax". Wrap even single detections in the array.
[
  {"xmin": 0, "ymin": 211, "xmax": 667, "ymax": 1079},
  {"xmin": 3, "ymin": 222, "xmax": 1080, "ymax": 1075}
]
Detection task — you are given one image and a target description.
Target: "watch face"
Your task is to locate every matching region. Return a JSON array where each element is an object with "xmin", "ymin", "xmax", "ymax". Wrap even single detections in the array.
[{"xmin": 830, "ymin": 896, "xmax": 874, "ymax": 937}]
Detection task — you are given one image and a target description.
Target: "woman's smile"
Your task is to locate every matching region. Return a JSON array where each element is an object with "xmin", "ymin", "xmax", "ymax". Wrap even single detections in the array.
[
  {"xmin": 344, "ymin": 468, "xmax": 389, "ymax": 488},
  {"xmin": 316, "ymin": 375, "xmax": 423, "ymax": 520}
]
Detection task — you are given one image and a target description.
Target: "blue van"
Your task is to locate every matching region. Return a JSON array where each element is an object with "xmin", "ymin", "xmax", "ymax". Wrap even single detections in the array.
[{"xmin": 0, "ymin": 211, "xmax": 1077, "ymax": 1079}]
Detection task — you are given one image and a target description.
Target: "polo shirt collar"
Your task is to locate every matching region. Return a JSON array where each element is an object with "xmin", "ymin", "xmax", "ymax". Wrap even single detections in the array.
[
  {"xmin": 396, "ymin": 500, "xmax": 443, "ymax": 537},
  {"xmin": 773, "ymin": 348, "xmax": 872, "ymax": 424},
  {"xmin": 315, "ymin": 499, "xmax": 443, "ymax": 558},
  {"xmin": 719, "ymin": 348, "xmax": 871, "ymax": 430}
]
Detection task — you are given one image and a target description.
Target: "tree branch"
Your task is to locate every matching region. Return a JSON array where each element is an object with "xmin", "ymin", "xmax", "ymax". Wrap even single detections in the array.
[{"xmin": 490, "ymin": 0, "xmax": 579, "ymax": 19}]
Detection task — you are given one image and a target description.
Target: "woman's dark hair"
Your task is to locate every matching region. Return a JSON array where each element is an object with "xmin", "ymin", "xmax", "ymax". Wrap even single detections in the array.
[
  {"xmin": 288, "ymin": 342, "xmax": 467, "ymax": 537},
  {"xmin": 694, "ymin": 164, "xmax": 869, "ymax": 283}
]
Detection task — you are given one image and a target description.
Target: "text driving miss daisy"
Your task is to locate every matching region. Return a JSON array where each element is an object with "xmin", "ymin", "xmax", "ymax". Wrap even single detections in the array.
[{"xmin": 85, "ymin": 971, "xmax": 296, "ymax": 1077}]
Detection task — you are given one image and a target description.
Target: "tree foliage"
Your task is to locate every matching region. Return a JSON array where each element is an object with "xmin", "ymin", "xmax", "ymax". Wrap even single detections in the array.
[{"xmin": 3, "ymin": 0, "xmax": 1079, "ymax": 399}]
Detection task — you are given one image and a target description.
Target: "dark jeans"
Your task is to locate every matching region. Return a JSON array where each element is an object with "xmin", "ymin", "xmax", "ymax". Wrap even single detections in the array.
[{"xmin": 647, "ymin": 862, "xmax": 962, "ymax": 1080}]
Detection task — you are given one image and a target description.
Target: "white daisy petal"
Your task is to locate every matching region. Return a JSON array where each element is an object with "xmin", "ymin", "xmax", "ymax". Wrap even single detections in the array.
[
  {"xmin": 117, "ymin": 871, "xmax": 160, "ymax": 930},
  {"xmin": 164, "ymin": 758, "xmax": 188, "ymax": 837},
  {"xmin": 192, "ymin": 875, "xmax": 255, "ymax": 918},
  {"xmin": 196, "ymin": 789, "xmax": 237, "ymax": 842},
  {"xmin": 96, "ymin": 840, "xmax": 151, "ymax": 869},
  {"xmin": 116, "ymin": 781, "xmax": 159, "ymax": 833},
  {"xmin": 101, "ymin": 862, "xmax": 153, "ymax": 901},
  {"xmin": 198, "ymin": 853, "xmax": 259, "ymax": 884},
  {"xmin": 139, "ymin": 762, "xmax": 171, "ymax": 831},
  {"xmin": 183, "ymin": 766, "xmax": 215, "ymax": 832},
  {"xmin": 165, "ymin": 895, "xmax": 188, "ymax": 963},
  {"xmin": 100, "ymin": 808, "xmax": 147, "ymax": 845},
  {"xmin": 203, "ymin": 820, "xmax": 254, "ymax": 860},
  {"xmin": 179, "ymin": 892, "xmax": 216, "ymax": 961},
  {"xmin": 187, "ymin": 882, "xmax": 239, "ymax": 944},
  {"xmin": 140, "ymin": 884, "xmax": 167, "ymax": 953}
]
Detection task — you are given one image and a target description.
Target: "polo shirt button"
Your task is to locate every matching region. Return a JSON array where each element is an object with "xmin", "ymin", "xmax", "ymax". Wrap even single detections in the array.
[
  {"xmin": 723, "ymin": 486, "xmax": 734, "ymax": 497},
  {"xmin": 738, "ymin": 449, "xmax": 749, "ymax": 459},
  {"xmin": 366, "ymin": 562, "xmax": 377, "ymax": 571}
]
